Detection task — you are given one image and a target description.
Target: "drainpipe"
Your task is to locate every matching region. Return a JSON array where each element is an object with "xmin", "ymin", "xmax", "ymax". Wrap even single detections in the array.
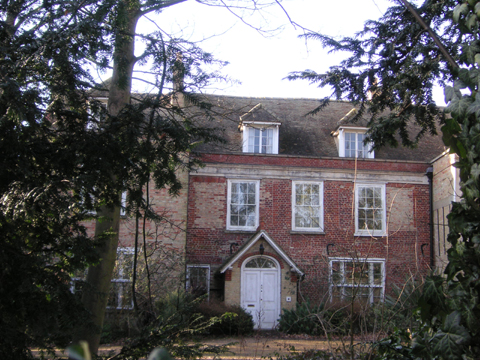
[{"xmin": 426, "ymin": 167, "xmax": 434, "ymax": 268}]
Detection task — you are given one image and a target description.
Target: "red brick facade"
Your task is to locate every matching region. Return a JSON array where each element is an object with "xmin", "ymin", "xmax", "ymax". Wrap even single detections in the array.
[
  {"xmin": 186, "ymin": 153, "xmax": 432, "ymax": 303},
  {"xmin": 83, "ymin": 96, "xmax": 444, "ymax": 316}
]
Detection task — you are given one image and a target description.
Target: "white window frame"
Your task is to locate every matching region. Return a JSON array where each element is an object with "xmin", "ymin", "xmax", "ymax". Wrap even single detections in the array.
[
  {"xmin": 120, "ymin": 191, "xmax": 127, "ymax": 216},
  {"xmin": 72, "ymin": 247, "xmax": 134, "ymax": 310},
  {"xmin": 107, "ymin": 247, "xmax": 134, "ymax": 310},
  {"xmin": 227, "ymin": 179, "xmax": 260, "ymax": 231},
  {"xmin": 242, "ymin": 122, "xmax": 280, "ymax": 154},
  {"xmin": 291, "ymin": 181, "xmax": 324, "ymax": 232},
  {"xmin": 186, "ymin": 265, "xmax": 210, "ymax": 298},
  {"xmin": 81, "ymin": 190, "xmax": 127, "ymax": 216},
  {"xmin": 355, "ymin": 183, "xmax": 387, "ymax": 236},
  {"xmin": 329, "ymin": 257, "xmax": 385, "ymax": 304},
  {"xmin": 335, "ymin": 127, "xmax": 374, "ymax": 159}
]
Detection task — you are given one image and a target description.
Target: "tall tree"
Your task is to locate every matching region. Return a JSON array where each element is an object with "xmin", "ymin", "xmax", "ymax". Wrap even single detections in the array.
[
  {"xmin": 288, "ymin": 0, "xmax": 480, "ymax": 357},
  {"xmin": 1, "ymin": 0, "xmax": 285, "ymax": 357}
]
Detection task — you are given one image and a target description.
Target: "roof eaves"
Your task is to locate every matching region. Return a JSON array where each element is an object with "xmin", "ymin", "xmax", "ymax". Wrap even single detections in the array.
[{"xmin": 219, "ymin": 230, "xmax": 304, "ymax": 275}]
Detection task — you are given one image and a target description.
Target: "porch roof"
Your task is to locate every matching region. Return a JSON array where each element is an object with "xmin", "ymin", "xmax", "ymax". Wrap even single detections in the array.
[{"xmin": 219, "ymin": 230, "xmax": 304, "ymax": 276}]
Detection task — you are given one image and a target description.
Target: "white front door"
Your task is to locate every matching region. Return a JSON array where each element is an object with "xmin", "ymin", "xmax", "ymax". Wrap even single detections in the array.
[{"xmin": 241, "ymin": 257, "xmax": 280, "ymax": 329}]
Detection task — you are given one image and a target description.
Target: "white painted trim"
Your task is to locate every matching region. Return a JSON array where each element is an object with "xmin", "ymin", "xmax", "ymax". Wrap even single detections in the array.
[
  {"xmin": 193, "ymin": 163, "xmax": 429, "ymax": 185},
  {"xmin": 226, "ymin": 179, "xmax": 260, "ymax": 231},
  {"xmin": 335, "ymin": 127, "xmax": 374, "ymax": 159},
  {"xmin": 219, "ymin": 230, "xmax": 304, "ymax": 275},
  {"xmin": 328, "ymin": 257, "xmax": 385, "ymax": 304},
  {"xmin": 242, "ymin": 124, "xmax": 279, "ymax": 154},
  {"xmin": 243, "ymin": 121, "xmax": 282, "ymax": 126},
  {"xmin": 120, "ymin": 191, "xmax": 127, "ymax": 216},
  {"xmin": 108, "ymin": 247, "xmax": 134, "ymax": 310},
  {"xmin": 291, "ymin": 181, "xmax": 324, "ymax": 232},
  {"xmin": 354, "ymin": 183, "xmax": 387, "ymax": 236},
  {"xmin": 241, "ymin": 255, "xmax": 281, "ymax": 329},
  {"xmin": 186, "ymin": 264, "xmax": 211, "ymax": 298}
]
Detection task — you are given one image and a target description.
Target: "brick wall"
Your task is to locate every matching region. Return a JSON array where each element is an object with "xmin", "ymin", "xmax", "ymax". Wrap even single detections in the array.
[
  {"xmin": 84, "ymin": 168, "xmax": 190, "ymax": 301},
  {"xmin": 186, "ymin": 154, "xmax": 432, "ymax": 304},
  {"xmin": 432, "ymin": 152, "xmax": 460, "ymax": 272}
]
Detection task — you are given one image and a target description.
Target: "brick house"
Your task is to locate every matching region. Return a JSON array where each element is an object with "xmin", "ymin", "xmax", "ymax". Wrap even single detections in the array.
[
  {"xmin": 179, "ymin": 95, "xmax": 445, "ymax": 329},
  {"xmin": 98, "ymin": 93, "xmax": 448, "ymax": 329}
]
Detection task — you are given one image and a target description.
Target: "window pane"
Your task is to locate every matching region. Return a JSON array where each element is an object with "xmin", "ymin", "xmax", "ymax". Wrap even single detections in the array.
[
  {"xmin": 246, "ymin": 214, "xmax": 255, "ymax": 226},
  {"xmin": 331, "ymin": 261, "xmax": 342, "ymax": 284},
  {"xmin": 246, "ymin": 258, "xmax": 277, "ymax": 268},
  {"xmin": 239, "ymin": 193, "xmax": 247, "ymax": 205},
  {"xmin": 188, "ymin": 267, "xmax": 209, "ymax": 297},
  {"xmin": 246, "ymin": 258, "xmax": 261, "ymax": 268},
  {"xmin": 247, "ymin": 127, "xmax": 275, "ymax": 154},
  {"xmin": 120, "ymin": 282, "xmax": 133, "ymax": 309},
  {"xmin": 108, "ymin": 283, "xmax": 119, "ymax": 308},
  {"xmin": 330, "ymin": 259, "xmax": 384, "ymax": 303},
  {"xmin": 239, "ymin": 182, "xmax": 247, "ymax": 193},
  {"xmin": 247, "ymin": 182, "xmax": 255, "ymax": 194},
  {"xmin": 239, "ymin": 215, "xmax": 247, "ymax": 226},
  {"xmin": 229, "ymin": 182, "xmax": 257, "ymax": 228},
  {"xmin": 294, "ymin": 183, "xmax": 322, "ymax": 229},
  {"xmin": 296, "ymin": 193, "xmax": 303, "ymax": 205},
  {"xmin": 357, "ymin": 186, "xmax": 384, "ymax": 232},
  {"xmin": 304, "ymin": 193, "xmax": 311, "ymax": 205},
  {"xmin": 373, "ymin": 263, "xmax": 383, "ymax": 284}
]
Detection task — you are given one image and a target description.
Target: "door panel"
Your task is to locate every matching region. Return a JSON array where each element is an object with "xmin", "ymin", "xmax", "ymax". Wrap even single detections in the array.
[
  {"xmin": 261, "ymin": 271, "xmax": 277, "ymax": 329},
  {"xmin": 242, "ymin": 265, "xmax": 279, "ymax": 329},
  {"xmin": 243, "ymin": 272, "xmax": 259, "ymax": 322}
]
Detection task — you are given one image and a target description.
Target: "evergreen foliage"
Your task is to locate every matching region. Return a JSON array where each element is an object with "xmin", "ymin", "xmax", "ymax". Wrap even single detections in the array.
[
  {"xmin": 290, "ymin": 0, "xmax": 480, "ymax": 358},
  {"xmin": 0, "ymin": 0, "xmax": 243, "ymax": 357},
  {"xmin": 287, "ymin": 0, "xmax": 459, "ymax": 149}
]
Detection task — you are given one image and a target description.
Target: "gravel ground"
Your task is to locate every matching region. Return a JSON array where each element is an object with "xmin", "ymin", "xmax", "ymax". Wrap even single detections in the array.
[{"xmin": 33, "ymin": 333, "xmax": 369, "ymax": 359}]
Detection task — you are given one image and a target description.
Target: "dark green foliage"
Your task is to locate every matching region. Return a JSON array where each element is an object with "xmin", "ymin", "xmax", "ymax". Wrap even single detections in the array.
[
  {"xmin": 278, "ymin": 301, "xmax": 325, "ymax": 335},
  {"xmin": 154, "ymin": 290, "xmax": 201, "ymax": 330},
  {"xmin": 292, "ymin": 0, "xmax": 480, "ymax": 358},
  {"xmin": 109, "ymin": 295, "xmax": 235, "ymax": 360},
  {"xmin": 154, "ymin": 291, "xmax": 253, "ymax": 336},
  {"xmin": 195, "ymin": 301, "xmax": 254, "ymax": 336},
  {"xmin": 106, "ymin": 320, "xmax": 230, "ymax": 360},
  {"xmin": 1, "ymin": 0, "xmax": 227, "ymax": 357},
  {"xmin": 101, "ymin": 313, "xmax": 138, "ymax": 344},
  {"xmin": 278, "ymin": 300, "xmax": 376, "ymax": 336},
  {"xmin": 287, "ymin": 0, "xmax": 459, "ymax": 150},
  {"xmin": 381, "ymin": 278, "xmax": 424, "ymax": 332}
]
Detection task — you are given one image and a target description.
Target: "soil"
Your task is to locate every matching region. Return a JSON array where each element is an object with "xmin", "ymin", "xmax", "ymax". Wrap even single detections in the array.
[
  {"xmin": 98, "ymin": 332, "xmax": 355, "ymax": 359},
  {"xmin": 33, "ymin": 332, "xmax": 363, "ymax": 359}
]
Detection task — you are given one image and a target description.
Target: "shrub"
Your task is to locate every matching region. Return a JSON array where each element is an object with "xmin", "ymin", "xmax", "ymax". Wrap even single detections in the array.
[
  {"xmin": 196, "ymin": 300, "xmax": 254, "ymax": 336},
  {"xmin": 154, "ymin": 289, "xmax": 200, "ymax": 328},
  {"xmin": 279, "ymin": 300, "xmax": 379, "ymax": 336},
  {"xmin": 278, "ymin": 301, "xmax": 325, "ymax": 335},
  {"xmin": 101, "ymin": 309, "xmax": 145, "ymax": 344}
]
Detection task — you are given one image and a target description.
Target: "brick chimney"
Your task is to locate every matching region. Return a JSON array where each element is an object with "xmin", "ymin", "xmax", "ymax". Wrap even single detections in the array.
[{"xmin": 172, "ymin": 52, "xmax": 185, "ymax": 108}]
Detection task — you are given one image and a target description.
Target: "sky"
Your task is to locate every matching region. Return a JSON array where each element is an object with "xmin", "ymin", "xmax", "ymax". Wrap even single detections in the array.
[{"xmin": 133, "ymin": 0, "xmax": 445, "ymax": 104}]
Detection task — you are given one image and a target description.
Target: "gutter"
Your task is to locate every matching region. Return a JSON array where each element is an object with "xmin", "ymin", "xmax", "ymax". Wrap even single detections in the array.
[{"xmin": 425, "ymin": 167, "xmax": 434, "ymax": 268}]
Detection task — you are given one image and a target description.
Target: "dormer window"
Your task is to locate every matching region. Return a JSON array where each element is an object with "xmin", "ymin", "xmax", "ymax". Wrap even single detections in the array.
[
  {"xmin": 242, "ymin": 122, "xmax": 280, "ymax": 154},
  {"xmin": 249, "ymin": 127, "xmax": 273, "ymax": 153},
  {"xmin": 333, "ymin": 127, "xmax": 374, "ymax": 159},
  {"xmin": 239, "ymin": 103, "xmax": 281, "ymax": 155}
]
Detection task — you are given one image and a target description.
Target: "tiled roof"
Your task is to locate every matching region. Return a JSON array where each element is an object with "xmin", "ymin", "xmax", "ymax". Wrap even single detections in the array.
[{"xmin": 192, "ymin": 94, "xmax": 446, "ymax": 162}]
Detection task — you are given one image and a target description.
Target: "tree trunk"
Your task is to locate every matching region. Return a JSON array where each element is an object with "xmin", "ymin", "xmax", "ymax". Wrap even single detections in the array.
[
  {"xmin": 77, "ymin": 205, "xmax": 121, "ymax": 354},
  {"xmin": 75, "ymin": 2, "xmax": 139, "ymax": 355}
]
